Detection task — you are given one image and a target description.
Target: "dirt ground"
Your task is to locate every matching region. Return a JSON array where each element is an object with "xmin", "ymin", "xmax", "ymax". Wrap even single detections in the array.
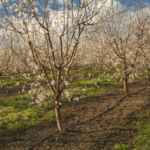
[{"xmin": 1, "ymin": 78, "xmax": 150, "ymax": 150}]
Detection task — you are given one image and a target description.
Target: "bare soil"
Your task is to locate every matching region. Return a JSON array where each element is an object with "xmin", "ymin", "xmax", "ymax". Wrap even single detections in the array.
[{"xmin": 1, "ymin": 78, "xmax": 150, "ymax": 150}]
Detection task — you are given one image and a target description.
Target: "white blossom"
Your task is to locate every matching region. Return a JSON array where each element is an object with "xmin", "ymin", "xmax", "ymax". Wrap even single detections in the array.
[
  {"xmin": 18, "ymin": 11, "xmax": 22, "ymax": 17},
  {"xmin": 83, "ymin": 88, "xmax": 86, "ymax": 91},
  {"xmin": 14, "ymin": 8, "xmax": 19, "ymax": 12},
  {"xmin": 64, "ymin": 80, "xmax": 70, "ymax": 86},
  {"xmin": 51, "ymin": 80, "xmax": 55, "ymax": 85},
  {"xmin": 73, "ymin": 97, "xmax": 79, "ymax": 101},
  {"xmin": 35, "ymin": 100, "xmax": 41, "ymax": 106}
]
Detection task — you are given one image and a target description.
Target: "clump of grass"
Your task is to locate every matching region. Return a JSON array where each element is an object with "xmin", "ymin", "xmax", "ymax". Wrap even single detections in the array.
[
  {"xmin": 12, "ymin": 122, "xmax": 29, "ymax": 132},
  {"xmin": 0, "ymin": 132, "xmax": 4, "ymax": 138},
  {"xmin": 114, "ymin": 144, "xmax": 131, "ymax": 150},
  {"xmin": 132, "ymin": 121, "xmax": 150, "ymax": 150},
  {"xmin": 121, "ymin": 121, "xmax": 126, "ymax": 126},
  {"xmin": 2, "ymin": 77, "xmax": 33, "ymax": 86},
  {"xmin": 0, "ymin": 92, "xmax": 56, "ymax": 137},
  {"xmin": 0, "ymin": 122, "xmax": 5, "ymax": 129},
  {"xmin": 136, "ymin": 115, "xmax": 144, "ymax": 119},
  {"xmin": 132, "ymin": 122, "xmax": 136, "ymax": 125}
]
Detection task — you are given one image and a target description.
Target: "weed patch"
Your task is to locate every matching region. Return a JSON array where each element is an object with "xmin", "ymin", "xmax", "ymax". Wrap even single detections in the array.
[{"xmin": 114, "ymin": 144, "xmax": 131, "ymax": 150}]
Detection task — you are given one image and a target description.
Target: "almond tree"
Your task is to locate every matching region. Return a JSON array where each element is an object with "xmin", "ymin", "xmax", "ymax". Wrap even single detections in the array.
[
  {"xmin": 0, "ymin": 30, "xmax": 12, "ymax": 89},
  {"xmin": 83, "ymin": 29, "xmax": 114, "ymax": 76},
  {"xmin": 131, "ymin": 8, "xmax": 150, "ymax": 81},
  {"xmin": 0, "ymin": 0, "xmax": 110, "ymax": 132},
  {"xmin": 97, "ymin": 5, "xmax": 144, "ymax": 96}
]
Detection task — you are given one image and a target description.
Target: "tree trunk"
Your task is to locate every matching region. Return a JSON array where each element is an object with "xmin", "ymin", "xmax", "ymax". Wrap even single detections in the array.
[
  {"xmin": 99, "ymin": 67, "xmax": 101, "ymax": 76},
  {"xmin": 123, "ymin": 76, "xmax": 128, "ymax": 97},
  {"xmin": 55, "ymin": 100, "xmax": 63, "ymax": 133},
  {"xmin": 0, "ymin": 73, "xmax": 2, "ymax": 89},
  {"xmin": 17, "ymin": 70, "xmax": 21, "ymax": 79},
  {"xmin": 75, "ymin": 66, "xmax": 78, "ymax": 77},
  {"xmin": 147, "ymin": 69, "xmax": 150, "ymax": 81},
  {"xmin": 66, "ymin": 68, "xmax": 69, "ymax": 76},
  {"xmin": 122, "ymin": 59, "xmax": 129, "ymax": 97}
]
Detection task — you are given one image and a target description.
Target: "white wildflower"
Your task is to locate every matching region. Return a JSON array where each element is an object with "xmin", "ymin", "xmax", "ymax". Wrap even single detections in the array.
[
  {"xmin": 83, "ymin": 88, "xmax": 86, "ymax": 91},
  {"xmin": 47, "ymin": 93, "xmax": 50, "ymax": 96},
  {"xmin": 35, "ymin": 99, "xmax": 41, "ymax": 106},
  {"xmin": 27, "ymin": 89, "xmax": 31, "ymax": 94},
  {"xmin": 88, "ymin": 73, "xmax": 92, "ymax": 77},
  {"xmin": 64, "ymin": 80, "xmax": 70, "ymax": 86},
  {"xmin": 15, "ymin": 82, "xmax": 19, "ymax": 86},
  {"xmin": 73, "ymin": 97, "xmax": 79, "ymax": 101}
]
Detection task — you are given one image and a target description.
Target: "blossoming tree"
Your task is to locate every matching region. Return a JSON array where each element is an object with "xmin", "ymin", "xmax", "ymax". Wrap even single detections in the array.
[
  {"xmin": 96, "ymin": 4, "xmax": 148, "ymax": 96},
  {"xmin": 0, "ymin": 0, "xmax": 110, "ymax": 132},
  {"xmin": 0, "ymin": 30, "xmax": 12, "ymax": 89}
]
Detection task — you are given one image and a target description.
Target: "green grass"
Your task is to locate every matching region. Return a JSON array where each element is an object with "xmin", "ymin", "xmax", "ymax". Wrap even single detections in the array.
[
  {"xmin": 66, "ymin": 77, "xmax": 104, "ymax": 99},
  {"xmin": 64, "ymin": 71, "xmax": 125, "ymax": 101},
  {"xmin": 0, "ymin": 64, "xmax": 117, "ymax": 87},
  {"xmin": 114, "ymin": 144, "xmax": 131, "ymax": 150},
  {"xmin": 121, "ymin": 121, "xmax": 126, "ymax": 126},
  {"xmin": 132, "ymin": 120, "xmax": 150, "ymax": 150},
  {"xmin": 114, "ymin": 64, "xmax": 122, "ymax": 69},
  {"xmin": 43, "ymin": 66, "xmax": 111, "ymax": 79},
  {"xmin": 78, "ymin": 65, "xmax": 95, "ymax": 70},
  {"xmin": 0, "ymin": 93, "xmax": 57, "ymax": 135},
  {"xmin": 136, "ymin": 115, "xmax": 144, "ymax": 119},
  {"xmin": 71, "ymin": 66, "xmax": 113, "ymax": 77},
  {"xmin": 2, "ymin": 77, "xmax": 33, "ymax": 86},
  {"xmin": 0, "ymin": 88, "xmax": 74, "ymax": 137},
  {"xmin": 114, "ymin": 113, "xmax": 150, "ymax": 150},
  {"xmin": 0, "ymin": 132, "xmax": 4, "ymax": 138},
  {"xmin": 78, "ymin": 70, "xmax": 99, "ymax": 77}
]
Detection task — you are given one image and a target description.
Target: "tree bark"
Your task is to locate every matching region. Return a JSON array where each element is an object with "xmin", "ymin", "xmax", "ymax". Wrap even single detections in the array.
[
  {"xmin": 122, "ymin": 59, "xmax": 129, "ymax": 97},
  {"xmin": 55, "ymin": 100, "xmax": 63, "ymax": 133},
  {"xmin": 123, "ymin": 75, "xmax": 128, "ymax": 97},
  {"xmin": 147, "ymin": 68, "xmax": 150, "ymax": 81},
  {"xmin": 75, "ymin": 65, "xmax": 78, "ymax": 77},
  {"xmin": 17, "ymin": 70, "xmax": 21, "ymax": 79},
  {"xmin": 0, "ymin": 73, "xmax": 2, "ymax": 89},
  {"xmin": 65, "ymin": 68, "xmax": 69, "ymax": 76},
  {"xmin": 99, "ymin": 66, "xmax": 101, "ymax": 76}
]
